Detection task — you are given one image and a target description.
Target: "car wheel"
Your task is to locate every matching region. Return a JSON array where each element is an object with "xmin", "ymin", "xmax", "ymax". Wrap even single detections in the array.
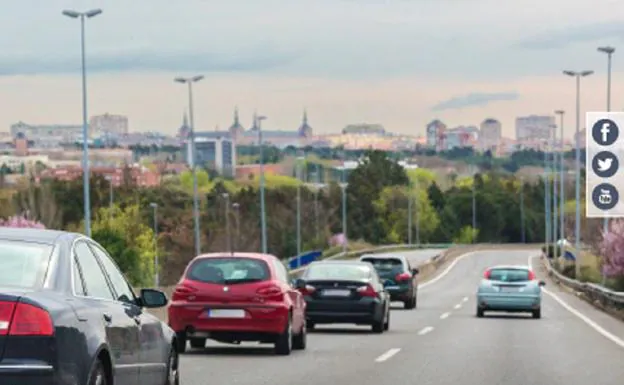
[
  {"xmin": 306, "ymin": 321, "xmax": 315, "ymax": 331},
  {"xmin": 275, "ymin": 315, "xmax": 293, "ymax": 355},
  {"xmin": 87, "ymin": 359, "xmax": 108, "ymax": 385},
  {"xmin": 476, "ymin": 308, "xmax": 484, "ymax": 318},
  {"xmin": 175, "ymin": 332, "xmax": 187, "ymax": 354},
  {"xmin": 532, "ymin": 309, "xmax": 541, "ymax": 319},
  {"xmin": 292, "ymin": 320, "xmax": 307, "ymax": 350},
  {"xmin": 189, "ymin": 338, "xmax": 206, "ymax": 349},
  {"xmin": 412, "ymin": 295, "xmax": 417, "ymax": 309},
  {"xmin": 165, "ymin": 346, "xmax": 180, "ymax": 385},
  {"xmin": 383, "ymin": 310, "xmax": 390, "ymax": 331}
]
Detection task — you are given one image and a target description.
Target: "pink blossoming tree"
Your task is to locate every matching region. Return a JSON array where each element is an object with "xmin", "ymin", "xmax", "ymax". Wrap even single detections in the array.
[
  {"xmin": 598, "ymin": 219, "xmax": 624, "ymax": 278},
  {"xmin": 0, "ymin": 214, "xmax": 46, "ymax": 229}
]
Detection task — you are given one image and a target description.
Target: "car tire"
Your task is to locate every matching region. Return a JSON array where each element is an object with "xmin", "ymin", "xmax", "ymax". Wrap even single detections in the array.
[
  {"xmin": 383, "ymin": 310, "xmax": 390, "ymax": 331},
  {"xmin": 165, "ymin": 346, "xmax": 180, "ymax": 385},
  {"xmin": 412, "ymin": 295, "xmax": 417, "ymax": 309},
  {"xmin": 274, "ymin": 316, "xmax": 293, "ymax": 355},
  {"xmin": 87, "ymin": 358, "xmax": 108, "ymax": 385},
  {"xmin": 292, "ymin": 321, "xmax": 307, "ymax": 350},
  {"xmin": 476, "ymin": 308, "xmax": 484, "ymax": 318},
  {"xmin": 189, "ymin": 338, "xmax": 206, "ymax": 349},
  {"xmin": 175, "ymin": 332, "xmax": 187, "ymax": 354},
  {"xmin": 532, "ymin": 309, "xmax": 541, "ymax": 319},
  {"xmin": 306, "ymin": 321, "xmax": 315, "ymax": 331}
]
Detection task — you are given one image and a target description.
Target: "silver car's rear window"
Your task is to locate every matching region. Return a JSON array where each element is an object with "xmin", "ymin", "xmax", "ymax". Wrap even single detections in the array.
[{"xmin": 488, "ymin": 268, "xmax": 530, "ymax": 282}]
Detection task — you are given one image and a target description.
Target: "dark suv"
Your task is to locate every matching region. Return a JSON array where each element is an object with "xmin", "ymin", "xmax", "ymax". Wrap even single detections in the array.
[{"xmin": 359, "ymin": 254, "xmax": 418, "ymax": 309}]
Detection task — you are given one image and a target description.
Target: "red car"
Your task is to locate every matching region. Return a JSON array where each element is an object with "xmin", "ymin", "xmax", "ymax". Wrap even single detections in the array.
[{"xmin": 168, "ymin": 252, "xmax": 307, "ymax": 355}]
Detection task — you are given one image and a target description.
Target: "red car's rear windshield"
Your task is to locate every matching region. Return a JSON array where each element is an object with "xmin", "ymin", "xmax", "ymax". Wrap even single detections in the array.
[{"xmin": 187, "ymin": 257, "xmax": 271, "ymax": 285}]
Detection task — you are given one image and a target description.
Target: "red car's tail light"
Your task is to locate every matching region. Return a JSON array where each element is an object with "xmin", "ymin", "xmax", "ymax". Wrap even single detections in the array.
[
  {"xmin": 172, "ymin": 284, "xmax": 199, "ymax": 301},
  {"xmin": 395, "ymin": 272, "xmax": 411, "ymax": 281},
  {"xmin": 356, "ymin": 285, "xmax": 377, "ymax": 297},
  {"xmin": 0, "ymin": 301, "xmax": 53, "ymax": 336},
  {"xmin": 256, "ymin": 285, "xmax": 284, "ymax": 301},
  {"xmin": 483, "ymin": 269, "xmax": 491, "ymax": 279}
]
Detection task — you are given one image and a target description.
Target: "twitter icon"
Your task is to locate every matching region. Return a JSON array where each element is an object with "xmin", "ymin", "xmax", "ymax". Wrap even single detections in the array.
[{"xmin": 591, "ymin": 150, "xmax": 619, "ymax": 178}]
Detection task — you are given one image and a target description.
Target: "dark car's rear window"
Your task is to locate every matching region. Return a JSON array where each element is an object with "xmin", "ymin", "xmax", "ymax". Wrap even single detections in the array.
[
  {"xmin": 304, "ymin": 263, "xmax": 371, "ymax": 280},
  {"xmin": 0, "ymin": 240, "xmax": 53, "ymax": 289},
  {"xmin": 362, "ymin": 257, "xmax": 403, "ymax": 270},
  {"xmin": 187, "ymin": 257, "xmax": 270, "ymax": 284},
  {"xmin": 488, "ymin": 268, "xmax": 530, "ymax": 282}
]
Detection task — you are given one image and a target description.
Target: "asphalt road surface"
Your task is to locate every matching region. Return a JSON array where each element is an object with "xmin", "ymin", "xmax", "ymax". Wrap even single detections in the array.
[
  {"xmin": 375, "ymin": 248, "xmax": 444, "ymax": 266},
  {"xmin": 178, "ymin": 249, "xmax": 624, "ymax": 385}
]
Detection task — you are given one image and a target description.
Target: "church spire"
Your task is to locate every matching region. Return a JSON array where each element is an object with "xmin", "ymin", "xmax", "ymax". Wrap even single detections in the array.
[
  {"xmin": 302, "ymin": 108, "xmax": 308, "ymax": 125},
  {"xmin": 234, "ymin": 106, "xmax": 240, "ymax": 125}
]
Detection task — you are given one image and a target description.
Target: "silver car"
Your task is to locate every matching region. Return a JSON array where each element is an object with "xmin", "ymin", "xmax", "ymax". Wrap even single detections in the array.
[{"xmin": 476, "ymin": 265, "xmax": 545, "ymax": 319}]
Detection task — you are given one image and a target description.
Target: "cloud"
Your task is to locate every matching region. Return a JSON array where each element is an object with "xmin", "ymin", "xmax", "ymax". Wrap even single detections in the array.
[
  {"xmin": 0, "ymin": 47, "xmax": 300, "ymax": 76},
  {"xmin": 431, "ymin": 92, "xmax": 519, "ymax": 111},
  {"xmin": 514, "ymin": 21, "xmax": 624, "ymax": 50}
]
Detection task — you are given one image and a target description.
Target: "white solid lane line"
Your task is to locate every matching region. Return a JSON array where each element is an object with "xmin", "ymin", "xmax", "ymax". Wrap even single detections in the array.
[
  {"xmin": 453, "ymin": 303, "xmax": 462, "ymax": 309},
  {"xmin": 375, "ymin": 348, "xmax": 401, "ymax": 362},
  {"xmin": 440, "ymin": 312, "xmax": 450, "ymax": 319},
  {"xmin": 528, "ymin": 254, "xmax": 624, "ymax": 349},
  {"xmin": 419, "ymin": 251, "xmax": 480, "ymax": 289},
  {"xmin": 418, "ymin": 326, "xmax": 434, "ymax": 335}
]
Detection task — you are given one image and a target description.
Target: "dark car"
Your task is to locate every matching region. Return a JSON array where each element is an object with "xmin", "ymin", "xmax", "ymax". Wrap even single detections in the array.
[
  {"xmin": 168, "ymin": 253, "xmax": 307, "ymax": 355},
  {"xmin": 294, "ymin": 260, "xmax": 390, "ymax": 333},
  {"xmin": 359, "ymin": 254, "xmax": 418, "ymax": 309},
  {"xmin": 0, "ymin": 228, "xmax": 178, "ymax": 385}
]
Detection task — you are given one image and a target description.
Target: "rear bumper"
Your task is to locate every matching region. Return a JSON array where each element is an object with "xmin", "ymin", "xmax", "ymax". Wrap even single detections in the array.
[
  {"xmin": 386, "ymin": 288, "xmax": 411, "ymax": 301},
  {"xmin": 0, "ymin": 365, "xmax": 58, "ymax": 385},
  {"xmin": 477, "ymin": 293, "xmax": 541, "ymax": 311},
  {"xmin": 305, "ymin": 297, "xmax": 384, "ymax": 324},
  {"xmin": 168, "ymin": 302, "xmax": 289, "ymax": 335}
]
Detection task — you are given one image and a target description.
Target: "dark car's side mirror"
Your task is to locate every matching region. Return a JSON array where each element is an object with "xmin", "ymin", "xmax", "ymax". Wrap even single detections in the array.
[
  {"xmin": 294, "ymin": 278, "xmax": 307, "ymax": 289},
  {"xmin": 411, "ymin": 268, "xmax": 419, "ymax": 276},
  {"xmin": 538, "ymin": 280, "xmax": 546, "ymax": 287},
  {"xmin": 140, "ymin": 289, "xmax": 168, "ymax": 308}
]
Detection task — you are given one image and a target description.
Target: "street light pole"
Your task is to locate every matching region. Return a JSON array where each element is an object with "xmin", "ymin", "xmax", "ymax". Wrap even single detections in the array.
[
  {"xmin": 175, "ymin": 75, "xmax": 204, "ymax": 257},
  {"xmin": 598, "ymin": 46, "xmax": 615, "ymax": 234},
  {"xmin": 257, "ymin": 115, "xmax": 268, "ymax": 253},
  {"xmin": 296, "ymin": 154, "xmax": 304, "ymax": 257},
  {"xmin": 520, "ymin": 177, "xmax": 526, "ymax": 243},
  {"xmin": 222, "ymin": 193, "xmax": 232, "ymax": 253},
  {"xmin": 555, "ymin": 110, "xmax": 565, "ymax": 250},
  {"xmin": 407, "ymin": 181, "xmax": 413, "ymax": 245},
  {"xmin": 563, "ymin": 69, "xmax": 593, "ymax": 278},
  {"xmin": 232, "ymin": 203, "xmax": 240, "ymax": 251},
  {"xmin": 62, "ymin": 8, "xmax": 102, "ymax": 237},
  {"xmin": 471, "ymin": 165, "xmax": 477, "ymax": 243},
  {"xmin": 415, "ymin": 180, "xmax": 420, "ymax": 246},
  {"xmin": 552, "ymin": 124, "xmax": 558, "ymax": 255},
  {"xmin": 149, "ymin": 202, "xmax": 159, "ymax": 287},
  {"xmin": 340, "ymin": 183, "xmax": 348, "ymax": 254},
  {"xmin": 544, "ymin": 141, "xmax": 551, "ymax": 248}
]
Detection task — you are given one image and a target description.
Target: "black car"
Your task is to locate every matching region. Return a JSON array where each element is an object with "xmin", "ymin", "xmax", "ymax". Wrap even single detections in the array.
[
  {"xmin": 294, "ymin": 260, "xmax": 390, "ymax": 333},
  {"xmin": 359, "ymin": 254, "xmax": 418, "ymax": 309},
  {"xmin": 0, "ymin": 228, "xmax": 179, "ymax": 385}
]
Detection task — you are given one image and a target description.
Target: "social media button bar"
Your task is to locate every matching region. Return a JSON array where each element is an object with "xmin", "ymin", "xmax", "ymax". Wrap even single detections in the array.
[{"xmin": 586, "ymin": 111, "xmax": 624, "ymax": 218}]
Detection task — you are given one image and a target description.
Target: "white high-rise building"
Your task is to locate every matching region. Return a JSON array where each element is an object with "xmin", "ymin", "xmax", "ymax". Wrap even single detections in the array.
[{"xmin": 89, "ymin": 113, "xmax": 129, "ymax": 135}]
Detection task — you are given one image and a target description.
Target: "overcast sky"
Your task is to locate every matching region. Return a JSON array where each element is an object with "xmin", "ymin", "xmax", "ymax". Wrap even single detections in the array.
[{"xmin": 1, "ymin": 0, "xmax": 624, "ymax": 138}]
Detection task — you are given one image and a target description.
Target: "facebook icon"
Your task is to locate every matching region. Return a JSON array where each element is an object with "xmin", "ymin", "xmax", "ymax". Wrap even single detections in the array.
[{"xmin": 592, "ymin": 118, "xmax": 619, "ymax": 146}]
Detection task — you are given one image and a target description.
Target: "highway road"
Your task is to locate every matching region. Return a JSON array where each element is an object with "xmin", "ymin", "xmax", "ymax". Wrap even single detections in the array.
[
  {"xmin": 178, "ymin": 249, "xmax": 624, "ymax": 385},
  {"xmin": 374, "ymin": 248, "xmax": 444, "ymax": 266}
]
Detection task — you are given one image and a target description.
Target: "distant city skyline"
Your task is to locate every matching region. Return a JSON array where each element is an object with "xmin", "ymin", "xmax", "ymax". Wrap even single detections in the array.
[{"xmin": 1, "ymin": 0, "xmax": 623, "ymax": 138}]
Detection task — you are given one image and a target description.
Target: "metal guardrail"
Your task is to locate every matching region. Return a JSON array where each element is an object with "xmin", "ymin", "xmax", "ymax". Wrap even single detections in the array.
[
  {"xmin": 287, "ymin": 243, "xmax": 453, "ymax": 277},
  {"xmin": 541, "ymin": 255, "xmax": 624, "ymax": 311}
]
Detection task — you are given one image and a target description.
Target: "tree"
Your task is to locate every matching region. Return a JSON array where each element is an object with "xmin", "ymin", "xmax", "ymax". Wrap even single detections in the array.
[
  {"xmin": 0, "ymin": 214, "xmax": 45, "ymax": 228},
  {"xmin": 90, "ymin": 204, "xmax": 155, "ymax": 286},
  {"xmin": 347, "ymin": 150, "xmax": 409, "ymax": 243},
  {"xmin": 598, "ymin": 219, "xmax": 624, "ymax": 289}
]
